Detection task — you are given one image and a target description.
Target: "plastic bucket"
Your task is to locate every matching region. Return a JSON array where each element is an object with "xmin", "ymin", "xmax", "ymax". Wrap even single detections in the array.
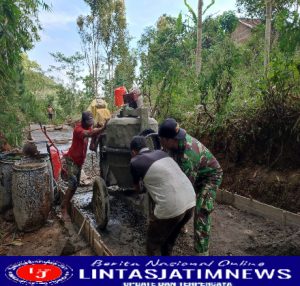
[
  {"xmin": 114, "ymin": 86, "xmax": 126, "ymax": 107},
  {"xmin": 48, "ymin": 146, "xmax": 61, "ymax": 181}
]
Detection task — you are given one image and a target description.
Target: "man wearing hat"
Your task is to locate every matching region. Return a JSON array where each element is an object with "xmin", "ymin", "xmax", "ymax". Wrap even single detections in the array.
[
  {"xmin": 158, "ymin": 118, "xmax": 223, "ymax": 256},
  {"xmin": 61, "ymin": 111, "xmax": 105, "ymax": 220},
  {"xmin": 124, "ymin": 85, "xmax": 144, "ymax": 109}
]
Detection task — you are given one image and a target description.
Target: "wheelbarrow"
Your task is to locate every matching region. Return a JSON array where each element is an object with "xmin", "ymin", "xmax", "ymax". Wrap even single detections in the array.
[{"xmin": 39, "ymin": 123, "xmax": 68, "ymax": 202}]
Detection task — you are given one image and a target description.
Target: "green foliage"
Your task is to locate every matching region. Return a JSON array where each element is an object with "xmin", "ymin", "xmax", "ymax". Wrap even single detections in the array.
[
  {"xmin": 49, "ymin": 52, "xmax": 84, "ymax": 92},
  {"xmin": 1, "ymin": 0, "xmax": 299, "ymax": 159},
  {"xmin": 20, "ymin": 91, "xmax": 48, "ymax": 123},
  {"xmin": 260, "ymin": 53, "xmax": 300, "ymax": 109},
  {"xmin": 21, "ymin": 55, "xmax": 56, "ymax": 124},
  {"xmin": 219, "ymin": 11, "xmax": 239, "ymax": 34},
  {"xmin": 77, "ymin": 13, "xmax": 104, "ymax": 98},
  {"xmin": 236, "ymin": 0, "xmax": 266, "ymax": 18},
  {"xmin": 114, "ymin": 50, "xmax": 137, "ymax": 88},
  {"xmin": 22, "ymin": 54, "xmax": 57, "ymax": 98},
  {"xmin": 0, "ymin": 0, "xmax": 49, "ymax": 145},
  {"xmin": 183, "ymin": 0, "xmax": 197, "ymax": 24},
  {"xmin": 138, "ymin": 13, "xmax": 197, "ymax": 119},
  {"xmin": 236, "ymin": 0, "xmax": 297, "ymax": 19},
  {"xmin": 55, "ymin": 85, "xmax": 75, "ymax": 117},
  {"xmin": 79, "ymin": 0, "xmax": 131, "ymax": 99},
  {"xmin": 48, "ymin": 52, "xmax": 94, "ymax": 118},
  {"xmin": 138, "ymin": 11, "xmax": 242, "ymax": 120},
  {"xmin": 200, "ymin": 37, "xmax": 241, "ymax": 113},
  {"xmin": 274, "ymin": 8, "xmax": 300, "ymax": 55},
  {"xmin": 0, "ymin": 0, "xmax": 49, "ymax": 94},
  {"xmin": 203, "ymin": 0, "xmax": 216, "ymax": 15},
  {"xmin": 138, "ymin": 3, "xmax": 300, "ymax": 167}
]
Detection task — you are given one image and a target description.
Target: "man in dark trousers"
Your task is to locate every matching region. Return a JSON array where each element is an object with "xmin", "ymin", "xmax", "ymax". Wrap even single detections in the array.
[
  {"xmin": 47, "ymin": 104, "xmax": 54, "ymax": 123},
  {"xmin": 61, "ymin": 111, "xmax": 105, "ymax": 220},
  {"xmin": 130, "ymin": 136, "xmax": 195, "ymax": 256},
  {"xmin": 159, "ymin": 118, "xmax": 223, "ymax": 256}
]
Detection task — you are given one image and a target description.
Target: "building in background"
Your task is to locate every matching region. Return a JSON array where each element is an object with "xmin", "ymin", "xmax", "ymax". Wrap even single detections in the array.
[{"xmin": 231, "ymin": 18, "xmax": 261, "ymax": 44}]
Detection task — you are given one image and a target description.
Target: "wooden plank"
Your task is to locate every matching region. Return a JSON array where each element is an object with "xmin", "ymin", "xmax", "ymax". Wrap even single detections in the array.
[
  {"xmin": 217, "ymin": 189, "xmax": 234, "ymax": 205},
  {"xmin": 285, "ymin": 210, "xmax": 300, "ymax": 228},
  {"xmin": 70, "ymin": 205, "xmax": 113, "ymax": 256},
  {"xmin": 233, "ymin": 194, "xmax": 252, "ymax": 212},
  {"xmin": 248, "ymin": 198, "xmax": 285, "ymax": 224},
  {"xmin": 216, "ymin": 188, "xmax": 222, "ymax": 202},
  {"xmin": 217, "ymin": 189, "xmax": 300, "ymax": 227}
]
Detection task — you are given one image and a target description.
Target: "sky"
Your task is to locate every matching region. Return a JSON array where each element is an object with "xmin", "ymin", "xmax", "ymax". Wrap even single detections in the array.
[{"xmin": 28, "ymin": 0, "xmax": 237, "ymax": 74}]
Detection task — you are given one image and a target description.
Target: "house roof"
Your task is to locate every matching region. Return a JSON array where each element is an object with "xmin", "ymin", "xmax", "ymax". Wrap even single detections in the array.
[{"xmin": 238, "ymin": 18, "xmax": 261, "ymax": 29}]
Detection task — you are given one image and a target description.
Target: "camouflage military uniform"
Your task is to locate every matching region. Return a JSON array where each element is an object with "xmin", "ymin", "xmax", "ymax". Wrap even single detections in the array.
[{"xmin": 171, "ymin": 134, "xmax": 223, "ymax": 254}]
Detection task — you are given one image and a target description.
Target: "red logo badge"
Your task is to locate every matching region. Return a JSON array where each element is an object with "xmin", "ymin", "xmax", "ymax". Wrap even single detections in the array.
[{"xmin": 5, "ymin": 260, "xmax": 73, "ymax": 285}]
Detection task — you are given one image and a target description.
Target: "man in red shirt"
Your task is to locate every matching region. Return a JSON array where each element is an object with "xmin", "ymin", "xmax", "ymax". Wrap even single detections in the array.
[{"xmin": 61, "ymin": 111, "xmax": 105, "ymax": 219}]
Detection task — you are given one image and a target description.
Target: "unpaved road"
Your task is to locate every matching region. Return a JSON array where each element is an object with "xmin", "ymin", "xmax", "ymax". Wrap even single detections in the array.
[
  {"xmin": 73, "ymin": 188, "xmax": 300, "ymax": 256},
  {"xmin": 1, "ymin": 124, "xmax": 299, "ymax": 256}
]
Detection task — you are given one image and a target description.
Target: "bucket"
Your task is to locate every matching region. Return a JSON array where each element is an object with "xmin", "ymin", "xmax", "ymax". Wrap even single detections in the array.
[
  {"xmin": 0, "ymin": 153, "xmax": 23, "ymax": 213},
  {"xmin": 48, "ymin": 146, "xmax": 61, "ymax": 181},
  {"xmin": 114, "ymin": 86, "xmax": 126, "ymax": 107},
  {"xmin": 12, "ymin": 158, "xmax": 53, "ymax": 232}
]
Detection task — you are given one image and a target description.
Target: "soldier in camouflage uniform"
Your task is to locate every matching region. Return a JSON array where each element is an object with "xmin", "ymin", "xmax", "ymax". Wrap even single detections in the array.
[{"xmin": 159, "ymin": 118, "xmax": 223, "ymax": 255}]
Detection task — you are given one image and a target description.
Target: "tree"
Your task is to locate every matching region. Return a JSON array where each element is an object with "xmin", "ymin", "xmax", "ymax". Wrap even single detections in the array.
[
  {"xmin": 78, "ymin": 0, "xmax": 130, "ymax": 98},
  {"xmin": 99, "ymin": 0, "xmax": 127, "ymax": 86},
  {"xmin": 113, "ymin": 50, "xmax": 136, "ymax": 90},
  {"xmin": 0, "ymin": 0, "xmax": 49, "ymax": 144},
  {"xmin": 77, "ymin": 14, "xmax": 104, "ymax": 98},
  {"xmin": 0, "ymin": 0, "xmax": 49, "ymax": 97},
  {"xmin": 22, "ymin": 54, "xmax": 57, "ymax": 99},
  {"xmin": 236, "ymin": 0, "xmax": 298, "ymax": 18},
  {"xmin": 237, "ymin": 0, "xmax": 300, "ymax": 69},
  {"xmin": 138, "ymin": 13, "xmax": 198, "ymax": 117},
  {"xmin": 274, "ymin": 4, "xmax": 300, "ymax": 55},
  {"xmin": 219, "ymin": 11, "xmax": 239, "ymax": 33},
  {"xmin": 264, "ymin": 0, "xmax": 272, "ymax": 72},
  {"xmin": 49, "ymin": 52, "xmax": 85, "ymax": 112},
  {"xmin": 196, "ymin": 0, "xmax": 203, "ymax": 76}
]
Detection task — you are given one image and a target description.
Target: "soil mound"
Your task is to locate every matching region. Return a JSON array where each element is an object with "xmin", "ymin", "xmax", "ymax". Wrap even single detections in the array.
[{"xmin": 197, "ymin": 107, "xmax": 300, "ymax": 212}]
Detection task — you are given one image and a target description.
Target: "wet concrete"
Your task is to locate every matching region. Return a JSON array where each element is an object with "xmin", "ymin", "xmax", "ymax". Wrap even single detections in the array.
[
  {"xmin": 73, "ymin": 186, "xmax": 299, "ymax": 256},
  {"xmin": 26, "ymin": 123, "xmax": 300, "ymax": 256},
  {"xmin": 30, "ymin": 124, "xmax": 73, "ymax": 154}
]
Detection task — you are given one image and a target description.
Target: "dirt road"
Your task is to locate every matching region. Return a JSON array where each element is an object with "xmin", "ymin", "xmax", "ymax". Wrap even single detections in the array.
[
  {"xmin": 73, "ymin": 186, "xmax": 299, "ymax": 256},
  {"xmin": 1, "ymin": 124, "xmax": 299, "ymax": 256}
]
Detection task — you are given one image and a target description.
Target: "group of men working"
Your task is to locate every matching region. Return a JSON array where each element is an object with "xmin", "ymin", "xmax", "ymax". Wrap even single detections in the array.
[
  {"xmin": 61, "ymin": 93, "xmax": 222, "ymax": 256},
  {"xmin": 130, "ymin": 118, "xmax": 222, "ymax": 256}
]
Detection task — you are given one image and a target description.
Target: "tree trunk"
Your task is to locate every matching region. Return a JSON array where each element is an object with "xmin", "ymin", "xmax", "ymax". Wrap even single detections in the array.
[
  {"xmin": 196, "ymin": 0, "xmax": 203, "ymax": 76},
  {"xmin": 264, "ymin": 0, "xmax": 272, "ymax": 74}
]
